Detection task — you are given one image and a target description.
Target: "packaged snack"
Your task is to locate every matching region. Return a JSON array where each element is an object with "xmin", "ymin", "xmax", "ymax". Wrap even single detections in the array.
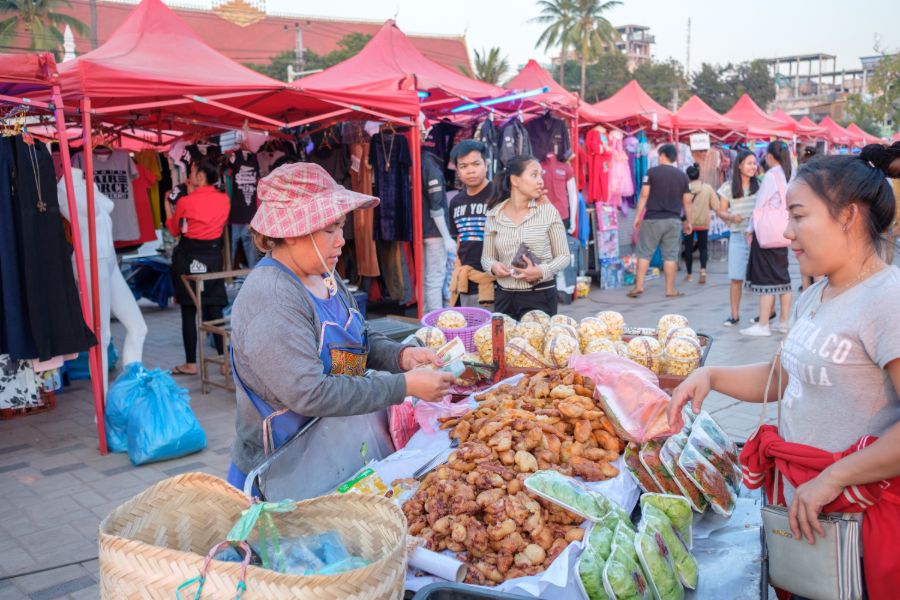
[
  {"xmin": 578, "ymin": 546, "xmax": 609, "ymax": 600},
  {"xmin": 547, "ymin": 323, "xmax": 579, "ymax": 341},
  {"xmin": 638, "ymin": 441, "xmax": 683, "ymax": 497},
  {"xmin": 678, "ymin": 443, "xmax": 737, "ymax": 517},
  {"xmin": 638, "ymin": 494, "xmax": 693, "ymax": 549},
  {"xmin": 597, "ymin": 504, "xmax": 634, "ymax": 534},
  {"xmin": 614, "ymin": 341, "xmax": 629, "ymax": 357},
  {"xmin": 473, "ymin": 324, "xmax": 494, "ymax": 364},
  {"xmin": 656, "ymin": 314, "xmax": 689, "ymax": 345},
  {"xmin": 520, "ymin": 309, "xmax": 551, "ymax": 331},
  {"xmin": 661, "ymin": 336, "xmax": 702, "ymax": 377},
  {"xmin": 663, "ymin": 326, "xmax": 698, "ymax": 345},
  {"xmin": 602, "ymin": 545, "xmax": 653, "ymax": 600},
  {"xmin": 624, "ymin": 443, "xmax": 663, "ymax": 494},
  {"xmin": 659, "ymin": 435, "xmax": 708, "ymax": 513},
  {"xmin": 524, "ymin": 470, "xmax": 611, "ymax": 521},
  {"xmin": 543, "ymin": 334, "xmax": 580, "ymax": 368},
  {"xmin": 588, "ymin": 524, "xmax": 616, "ymax": 561},
  {"xmin": 584, "ymin": 338, "xmax": 619, "ymax": 355},
  {"xmin": 415, "ymin": 326, "xmax": 446, "ymax": 350},
  {"xmin": 550, "ymin": 314, "xmax": 578, "ymax": 329},
  {"xmin": 625, "ymin": 336, "xmax": 663, "ymax": 373},
  {"xmin": 694, "ymin": 412, "xmax": 740, "ymax": 465},
  {"xmin": 578, "ymin": 317, "xmax": 613, "ymax": 351},
  {"xmin": 640, "ymin": 505, "xmax": 698, "ymax": 589},
  {"xmin": 436, "ymin": 309, "xmax": 467, "ymax": 330},
  {"xmin": 514, "ymin": 321, "xmax": 547, "ymax": 351},
  {"xmin": 596, "ymin": 311, "xmax": 626, "ymax": 341},
  {"xmin": 686, "ymin": 424, "xmax": 741, "ymax": 491},
  {"xmin": 681, "ymin": 406, "xmax": 697, "ymax": 431},
  {"xmin": 505, "ymin": 337, "xmax": 548, "ymax": 369},
  {"xmin": 634, "ymin": 529, "xmax": 684, "ymax": 600},
  {"xmin": 491, "ymin": 313, "xmax": 518, "ymax": 334},
  {"xmin": 613, "ymin": 521, "xmax": 639, "ymax": 563}
]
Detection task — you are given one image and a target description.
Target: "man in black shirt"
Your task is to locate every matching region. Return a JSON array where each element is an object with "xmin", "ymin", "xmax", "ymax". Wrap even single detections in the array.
[
  {"xmin": 448, "ymin": 140, "xmax": 495, "ymax": 308},
  {"xmin": 629, "ymin": 144, "xmax": 693, "ymax": 298}
]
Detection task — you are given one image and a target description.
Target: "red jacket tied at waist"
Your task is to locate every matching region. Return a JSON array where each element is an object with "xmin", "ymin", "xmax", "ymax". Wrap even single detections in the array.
[{"xmin": 739, "ymin": 424, "xmax": 900, "ymax": 600}]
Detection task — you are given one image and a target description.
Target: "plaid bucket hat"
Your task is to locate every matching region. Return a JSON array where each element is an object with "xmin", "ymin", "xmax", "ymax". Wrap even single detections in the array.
[{"xmin": 251, "ymin": 162, "xmax": 379, "ymax": 238}]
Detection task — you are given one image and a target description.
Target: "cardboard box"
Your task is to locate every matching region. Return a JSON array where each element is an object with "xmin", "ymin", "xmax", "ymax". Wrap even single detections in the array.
[
  {"xmin": 596, "ymin": 229, "xmax": 619, "ymax": 259},
  {"xmin": 596, "ymin": 205, "xmax": 619, "ymax": 231}
]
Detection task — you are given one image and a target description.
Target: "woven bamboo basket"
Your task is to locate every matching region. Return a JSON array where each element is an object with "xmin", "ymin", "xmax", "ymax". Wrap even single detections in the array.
[{"xmin": 98, "ymin": 472, "xmax": 408, "ymax": 599}]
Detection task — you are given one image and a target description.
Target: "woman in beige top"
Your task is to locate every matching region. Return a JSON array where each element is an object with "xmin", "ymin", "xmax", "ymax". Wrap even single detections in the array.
[
  {"xmin": 683, "ymin": 163, "xmax": 721, "ymax": 284},
  {"xmin": 481, "ymin": 155, "xmax": 571, "ymax": 319}
]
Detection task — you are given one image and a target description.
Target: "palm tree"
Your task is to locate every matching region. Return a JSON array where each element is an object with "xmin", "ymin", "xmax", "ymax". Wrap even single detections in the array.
[
  {"xmin": 572, "ymin": 0, "xmax": 622, "ymax": 98},
  {"xmin": 472, "ymin": 47, "xmax": 510, "ymax": 85},
  {"xmin": 0, "ymin": 0, "xmax": 90, "ymax": 57},
  {"xmin": 531, "ymin": 0, "xmax": 576, "ymax": 86}
]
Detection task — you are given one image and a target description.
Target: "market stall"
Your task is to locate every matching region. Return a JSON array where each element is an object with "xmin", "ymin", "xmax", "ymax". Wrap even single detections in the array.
[
  {"xmin": 590, "ymin": 80, "xmax": 674, "ymax": 135},
  {"xmin": 721, "ymin": 94, "xmax": 793, "ymax": 140},
  {"xmin": 672, "ymin": 95, "xmax": 743, "ymax": 141}
]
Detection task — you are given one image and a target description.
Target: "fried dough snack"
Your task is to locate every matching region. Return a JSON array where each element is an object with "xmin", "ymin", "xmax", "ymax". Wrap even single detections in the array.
[{"xmin": 406, "ymin": 369, "xmax": 626, "ymax": 585}]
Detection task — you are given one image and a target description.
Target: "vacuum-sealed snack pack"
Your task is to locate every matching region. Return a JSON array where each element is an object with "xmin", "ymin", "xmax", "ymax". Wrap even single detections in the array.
[{"xmin": 678, "ymin": 443, "xmax": 737, "ymax": 517}]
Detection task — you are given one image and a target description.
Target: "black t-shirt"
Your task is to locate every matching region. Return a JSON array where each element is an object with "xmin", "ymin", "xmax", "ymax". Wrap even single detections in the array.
[
  {"xmin": 227, "ymin": 151, "xmax": 259, "ymax": 225},
  {"xmin": 422, "ymin": 152, "xmax": 448, "ymax": 239},
  {"xmin": 643, "ymin": 164, "xmax": 690, "ymax": 220},
  {"xmin": 449, "ymin": 181, "xmax": 493, "ymax": 272}
]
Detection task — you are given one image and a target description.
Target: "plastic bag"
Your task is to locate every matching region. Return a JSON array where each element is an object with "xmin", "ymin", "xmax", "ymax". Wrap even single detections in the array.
[
  {"xmin": 640, "ymin": 505, "xmax": 698, "ymax": 589},
  {"xmin": 543, "ymin": 334, "xmax": 580, "ymax": 368},
  {"xmin": 589, "ymin": 524, "xmax": 615, "ymax": 561},
  {"xmin": 612, "ymin": 522, "xmax": 639, "ymax": 563},
  {"xmin": 413, "ymin": 396, "xmax": 469, "ymax": 434},
  {"xmin": 634, "ymin": 529, "xmax": 684, "ymax": 600},
  {"xmin": 694, "ymin": 411, "xmax": 740, "ymax": 465},
  {"xmin": 125, "ymin": 369, "xmax": 207, "ymax": 465},
  {"xmin": 389, "ymin": 398, "xmax": 418, "ymax": 449},
  {"xmin": 639, "ymin": 494, "xmax": 693, "ymax": 549},
  {"xmin": 686, "ymin": 422, "xmax": 741, "ymax": 490},
  {"xmin": 678, "ymin": 443, "xmax": 737, "ymax": 517},
  {"xmin": 638, "ymin": 441, "xmax": 682, "ymax": 496},
  {"xmin": 624, "ymin": 443, "xmax": 662, "ymax": 494},
  {"xmin": 659, "ymin": 436, "xmax": 708, "ymax": 513},
  {"xmin": 505, "ymin": 336, "xmax": 550, "ymax": 368},
  {"xmin": 104, "ymin": 362, "xmax": 146, "ymax": 453},
  {"xmin": 570, "ymin": 353, "xmax": 673, "ymax": 443},
  {"xmin": 578, "ymin": 546, "xmax": 610, "ymax": 600},
  {"xmin": 602, "ymin": 544, "xmax": 653, "ymax": 600},
  {"xmin": 525, "ymin": 470, "xmax": 612, "ymax": 521}
]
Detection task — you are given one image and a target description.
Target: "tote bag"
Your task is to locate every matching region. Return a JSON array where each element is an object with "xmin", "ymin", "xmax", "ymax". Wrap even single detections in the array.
[{"xmin": 752, "ymin": 171, "xmax": 790, "ymax": 248}]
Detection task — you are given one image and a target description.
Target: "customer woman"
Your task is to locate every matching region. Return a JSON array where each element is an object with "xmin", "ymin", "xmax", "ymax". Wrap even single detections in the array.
[
  {"xmin": 669, "ymin": 146, "xmax": 900, "ymax": 597},
  {"xmin": 683, "ymin": 163, "xmax": 720, "ymax": 284},
  {"xmin": 227, "ymin": 162, "xmax": 455, "ymax": 490},
  {"xmin": 798, "ymin": 146, "xmax": 819, "ymax": 292},
  {"xmin": 741, "ymin": 141, "xmax": 793, "ymax": 337},
  {"xmin": 167, "ymin": 158, "xmax": 230, "ymax": 375},
  {"xmin": 481, "ymin": 155, "xmax": 571, "ymax": 319},
  {"xmin": 716, "ymin": 150, "xmax": 759, "ymax": 326}
]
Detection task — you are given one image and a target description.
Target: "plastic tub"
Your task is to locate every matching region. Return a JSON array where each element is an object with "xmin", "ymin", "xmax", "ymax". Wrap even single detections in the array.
[{"xmin": 411, "ymin": 582, "xmax": 534, "ymax": 599}]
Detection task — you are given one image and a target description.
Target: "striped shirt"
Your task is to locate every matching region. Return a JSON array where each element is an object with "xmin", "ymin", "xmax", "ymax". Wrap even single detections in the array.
[
  {"xmin": 481, "ymin": 198, "xmax": 571, "ymax": 290},
  {"xmin": 717, "ymin": 182, "xmax": 756, "ymax": 234}
]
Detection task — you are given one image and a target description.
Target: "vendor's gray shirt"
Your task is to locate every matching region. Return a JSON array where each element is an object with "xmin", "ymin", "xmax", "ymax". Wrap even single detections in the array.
[
  {"xmin": 781, "ymin": 267, "xmax": 900, "ymax": 453},
  {"xmin": 229, "ymin": 262, "xmax": 409, "ymax": 475}
]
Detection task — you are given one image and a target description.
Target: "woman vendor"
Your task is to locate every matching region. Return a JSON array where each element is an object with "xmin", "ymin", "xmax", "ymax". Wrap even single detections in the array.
[{"xmin": 227, "ymin": 162, "xmax": 455, "ymax": 490}]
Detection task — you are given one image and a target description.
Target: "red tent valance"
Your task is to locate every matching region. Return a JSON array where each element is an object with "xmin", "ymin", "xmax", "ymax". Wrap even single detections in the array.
[
  {"xmin": 0, "ymin": 52, "xmax": 58, "ymax": 97},
  {"xmin": 819, "ymin": 116, "xmax": 860, "ymax": 146},
  {"xmin": 770, "ymin": 109, "xmax": 826, "ymax": 139}
]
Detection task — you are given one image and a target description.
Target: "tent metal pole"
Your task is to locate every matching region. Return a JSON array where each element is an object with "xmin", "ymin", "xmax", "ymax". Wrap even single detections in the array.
[
  {"xmin": 80, "ymin": 96, "xmax": 108, "ymax": 455},
  {"xmin": 92, "ymin": 90, "xmax": 274, "ymax": 115},
  {"xmin": 182, "ymin": 95, "xmax": 286, "ymax": 128},
  {"xmin": 409, "ymin": 122, "xmax": 424, "ymax": 320},
  {"xmin": 292, "ymin": 93, "xmax": 415, "ymax": 126},
  {"xmin": 0, "ymin": 93, "xmax": 55, "ymax": 110}
]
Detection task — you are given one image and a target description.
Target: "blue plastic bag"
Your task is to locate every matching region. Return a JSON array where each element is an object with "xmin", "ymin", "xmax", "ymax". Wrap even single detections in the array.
[
  {"xmin": 105, "ymin": 362, "xmax": 146, "ymax": 453},
  {"xmin": 126, "ymin": 370, "xmax": 207, "ymax": 465}
]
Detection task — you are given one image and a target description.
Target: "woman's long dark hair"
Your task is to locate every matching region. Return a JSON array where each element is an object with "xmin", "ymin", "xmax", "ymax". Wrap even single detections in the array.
[
  {"xmin": 766, "ymin": 140, "xmax": 792, "ymax": 181},
  {"xmin": 488, "ymin": 155, "xmax": 538, "ymax": 209},
  {"xmin": 795, "ymin": 144, "xmax": 898, "ymax": 253},
  {"xmin": 731, "ymin": 150, "xmax": 760, "ymax": 199}
]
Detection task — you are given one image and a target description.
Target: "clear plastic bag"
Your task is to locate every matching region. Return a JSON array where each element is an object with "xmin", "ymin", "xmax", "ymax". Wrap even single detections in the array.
[
  {"xmin": 413, "ymin": 396, "xmax": 470, "ymax": 434},
  {"xmin": 602, "ymin": 544, "xmax": 653, "ymax": 600},
  {"xmin": 570, "ymin": 354, "xmax": 674, "ymax": 443},
  {"xmin": 577, "ymin": 546, "xmax": 610, "ymax": 600},
  {"xmin": 686, "ymin": 423, "xmax": 741, "ymax": 491},
  {"xmin": 588, "ymin": 524, "xmax": 616, "ymax": 562},
  {"xmin": 638, "ymin": 441, "xmax": 683, "ymax": 497},
  {"xmin": 638, "ymin": 494, "xmax": 693, "ymax": 550},
  {"xmin": 624, "ymin": 443, "xmax": 663, "ymax": 494},
  {"xmin": 613, "ymin": 522, "xmax": 639, "ymax": 563},
  {"xmin": 659, "ymin": 436, "xmax": 709, "ymax": 513},
  {"xmin": 524, "ymin": 470, "xmax": 612, "ymax": 521},
  {"xmin": 634, "ymin": 529, "xmax": 684, "ymax": 600},
  {"xmin": 640, "ymin": 505, "xmax": 697, "ymax": 589},
  {"xmin": 694, "ymin": 412, "xmax": 740, "ymax": 465},
  {"xmin": 678, "ymin": 443, "xmax": 737, "ymax": 517}
]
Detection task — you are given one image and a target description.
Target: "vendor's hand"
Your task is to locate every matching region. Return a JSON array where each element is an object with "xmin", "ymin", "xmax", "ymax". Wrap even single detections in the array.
[
  {"xmin": 405, "ymin": 369, "xmax": 455, "ymax": 402},
  {"xmin": 668, "ymin": 367, "xmax": 712, "ymax": 431},
  {"xmin": 788, "ymin": 469, "xmax": 844, "ymax": 544},
  {"xmin": 491, "ymin": 263, "xmax": 512, "ymax": 278},
  {"xmin": 511, "ymin": 256, "xmax": 543, "ymax": 283},
  {"xmin": 400, "ymin": 346, "xmax": 440, "ymax": 371}
]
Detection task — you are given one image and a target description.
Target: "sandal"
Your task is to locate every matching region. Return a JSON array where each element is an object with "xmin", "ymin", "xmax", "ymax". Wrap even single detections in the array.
[
  {"xmin": 171, "ymin": 365, "xmax": 197, "ymax": 376},
  {"xmin": 699, "ymin": 272, "xmax": 707, "ymax": 285},
  {"xmin": 626, "ymin": 289, "xmax": 644, "ymax": 299},
  {"xmin": 665, "ymin": 291, "xmax": 685, "ymax": 298}
]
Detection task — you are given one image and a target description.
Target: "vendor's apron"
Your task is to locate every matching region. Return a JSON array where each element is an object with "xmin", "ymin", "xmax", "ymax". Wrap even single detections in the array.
[
  {"xmin": 227, "ymin": 257, "xmax": 369, "ymax": 492},
  {"xmin": 171, "ymin": 236, "xmax": 227, "ymax": 306}
]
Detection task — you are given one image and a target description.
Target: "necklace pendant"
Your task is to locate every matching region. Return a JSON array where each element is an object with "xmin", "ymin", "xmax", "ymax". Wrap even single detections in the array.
[
  {"xmin": 323, "ymin": 273, "xmax": 338, "ymax": 298},
  {"xmin": 36, "ymin": 198, "xmax": 47, "ymax": 212},
  {"xmin": 385, "ymin": 160, "xmax": 391, "ymax": 172}
]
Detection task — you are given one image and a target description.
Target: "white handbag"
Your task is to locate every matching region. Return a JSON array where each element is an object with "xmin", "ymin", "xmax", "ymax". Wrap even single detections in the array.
[{"xmin": 757, "ymin": 346, "xmax": 864, "ymax": 600}]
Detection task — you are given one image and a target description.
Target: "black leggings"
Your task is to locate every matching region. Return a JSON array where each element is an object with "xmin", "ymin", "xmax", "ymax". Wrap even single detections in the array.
[
  {"xmin": 180, "ymin": 304, "xmax": 224, "ymax": 364},
  {"xmin": 683, "ymin": 229, "xmax": 709, "ymax": 275},
  {"xmin": 493, "ymin": 285, "xmax": 558, "ymax": 320}
]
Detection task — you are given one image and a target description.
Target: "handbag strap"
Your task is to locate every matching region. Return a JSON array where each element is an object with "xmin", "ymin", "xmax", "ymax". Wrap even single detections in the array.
[{"xmin": 759, "ymin": 343, "xmax": 785, "ymax": 505}]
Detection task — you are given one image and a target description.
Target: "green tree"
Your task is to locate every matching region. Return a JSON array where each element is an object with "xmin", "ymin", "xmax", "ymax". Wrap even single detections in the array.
[
  {"xmin": 571, "ymin": 0, "xmax": 621, "ymax": 98},
  {"xmin": 690, "ymin": 62, "xmax": 734, "ymax": 113},
  {"xmin": 245, "ymin": 33, "xmax": 373, "ymax": 82},
  {"xmin": 531, "ymin": 0, "xmax": 577, "ymax": 86},
  {"xmin": 471, "ymin": 47, "xmax": 509, "ymax": 84},
  {"xmin": 633, "ymin": 58, "xmax": 686, "ymax": 108},
  {"xmin": 245, "ymin": 49, "xmax": 295, "ymax": 81},
  {"xmin": 844, "ymin": 93, "xmax": 886, "ymax": 137},
  {"xmin": 562, "ymin": 52, "xmax": 629, "ymax": 102},
  {"xmin": 731, "ymin": 59, "xmax": 775, "ymax": 109},
  {"xmin": 868, "ymin": 53, "xmax": 900, "ymax": 130},
  {"xmin": 0, "ymin": 0, "xmax": 90, "ymax": 57}
]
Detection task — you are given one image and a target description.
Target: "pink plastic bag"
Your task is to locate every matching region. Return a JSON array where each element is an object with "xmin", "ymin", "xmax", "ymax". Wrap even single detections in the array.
[
  {"xmin": 389, "ymin": 399, "xmax": 418, "ymax": 449},
  {"xmin": 413, "ymin": 396, "xmax": 471, "ymax": 434},
  {"xmin": 569, "ymin": 352, "xmax": 674, "ymax": 443}
]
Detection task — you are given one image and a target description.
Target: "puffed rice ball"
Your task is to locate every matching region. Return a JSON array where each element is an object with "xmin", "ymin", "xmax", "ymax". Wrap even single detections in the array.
[
  {"xmin": 577, "ymin": 317, "xmax": 612, "ymax": 351},
  {"xmin": 657, "ymin": 314, "xmax": 689, "ymax": 344},
  {"xmin": 626, "ymin": 335, "xmax": 663, "ymax": 373},
  {"xmin": 544, "ymin": 334, "xmax": 580, "ymax": 368},
  {"xmin": 514, "ymin": 321, "xmax": 546, "ymax": 351},
  {"xmin": 662, "ymin": 335, "xmax": 702, "ymax": 377},
  {"xmin": 474, "ymin": 324, "xmax": 494, "ymax": 364},
  {"xmin": 583, "ymin": 338, "xmax": 618, "ymax": 355},
  {"xmin": 614, "ymin": 341, "xmax": 629, "ymax": 357},
  {"xmin": 520, "ymin": 309, "xmax": 550, "ymax": 331},
  {"xmin": 664, "ymin": 326, "xmax": 698, "ymax": 345},
  {"xmin": 436, "ymin": 309, "xmax": 468, "ymax": 330},
  {"xmin": 415, "ymin": 326, "xmax": 446, "ymax": 350},
  {"xmin": 547, "ymin": 323, "xmax": 578, "ymax": 341},
  {"xmin": 549, "ymin": 314, "xmax": 578, "ymax": 330},
  {"xmin": 596, "ymin": 311, "xmax": 625, "ymax": 341},
  {"xmin": 506, "ymin": 337, "xmax": 547, "ymax": 368}
]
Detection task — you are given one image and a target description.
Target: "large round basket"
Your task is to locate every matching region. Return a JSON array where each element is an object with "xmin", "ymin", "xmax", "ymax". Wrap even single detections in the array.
[
  {"xmin": 422, "ymin": 307, "xmax": 491, "ymax": 353},
  {"xmin": 98, "ymin": 472, "xmax": 408, "ymax": 599}
]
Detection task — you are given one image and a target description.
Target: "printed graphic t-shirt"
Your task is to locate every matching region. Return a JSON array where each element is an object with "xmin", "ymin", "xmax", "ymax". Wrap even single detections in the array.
[
  {"xmin": 74, "ymin": 150, "xmax": 139, "ymax": 241},
  {"xmin": 228, "ymin": 151, "xmax": 260, "ymax": 224},
  {"xmin": 449, "ymin": 181, "xmax": 493, "ymax": 271}
]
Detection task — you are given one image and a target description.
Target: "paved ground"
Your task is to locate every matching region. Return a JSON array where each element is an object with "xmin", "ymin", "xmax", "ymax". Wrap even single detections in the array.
[{"xmin": 0, "ymin": 241, "xmax": 800, "ymax": 598}]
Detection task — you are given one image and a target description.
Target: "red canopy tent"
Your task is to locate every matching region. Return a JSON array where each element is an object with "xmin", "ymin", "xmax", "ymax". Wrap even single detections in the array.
[
  {"xmin": 771, "ymin": 109, "xmax": 827, "ymax": 139},
  {"xmin": 723, "ymin": 94, "xmax": 793, "ymax": 139},
  {"xmin": 819, "ymin": 116, "xmax": 860, "ymax": 147},
  {"xmin": 591, "ymin": 80, "xmax": 673, "ymax": 132},
  {"xmin": 846, "ymin": 123, "xmax": 883, "ymax": 146},
  {"xmin": 672, "ymin": 95, "xmax": 741, "ymax": 137},
  {"xmin": 0, "ymin": 53, "xmax": 100, "ymax": 448}
]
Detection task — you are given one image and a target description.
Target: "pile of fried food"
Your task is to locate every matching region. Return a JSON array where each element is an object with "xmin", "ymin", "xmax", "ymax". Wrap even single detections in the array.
[{"xmin": 402, "ymin": 368, "xmax": 626, "ymax": 586}]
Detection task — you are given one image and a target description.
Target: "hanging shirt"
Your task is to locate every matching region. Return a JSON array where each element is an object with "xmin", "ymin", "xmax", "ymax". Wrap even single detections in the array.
[
  {"xmin": 369, "ymin": 132, "xmax": 412, "ymax": 241},
  {"xmin": 166, "ymin": 185, "xmax": 230, "ymax": 241},
  {"xmin": 424, "ymin": 121, "xmax": 460, "ymax": 184},
  {"xmin": 526, "ymin": 113, "xmax": 572, "ymax": 162},
  {"xmin": 477, "ymin": 118, "xmax": 500, "ymax": 180},
  {"xmin": 499, "ymin": 118, "xmax": 532, "ymax": 166},
  {"xmin": 115, "ymin": 162, "xmax": 158, "ymax": 247},
  {"xmin": 227, "ymin": 150, "xmax": 260, "ymax": 225},
  {"xmin": 541, "ymin": 155, "xmax": 574, "ymax": 220},
  {"xmin": 422, "ymin": 152, "xmax": 448, "ymax": 240},
  {"xmin": 74, "ymin": 150, "xmax": 140, "ymax": 242},
  {"xmin": 449, "ymin": 181, "xmax": 493, "ymax": 271}
]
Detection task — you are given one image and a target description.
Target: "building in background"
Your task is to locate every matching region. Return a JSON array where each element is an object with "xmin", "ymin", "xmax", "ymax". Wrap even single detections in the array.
[{"xmin": 615, "ymin": 24, "xmax": 654, "ymax": 71}]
